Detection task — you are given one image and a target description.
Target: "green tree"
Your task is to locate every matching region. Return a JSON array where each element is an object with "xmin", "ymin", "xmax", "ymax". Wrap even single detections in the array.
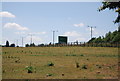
[
  {"xmin": 95, "ymin": 36, "xmax": 102, "ymax": 43},
  {"xmin": 87, "ymin": 30, "xmax": 120, "ymax": 43},
  {"xmin": 110, "ymin": 30, "xmax": 118, "ymax": 42},
  {"xmin": 6, "ymin": 40, "xmax": 9, "ymax": 47},
  {"xmin": 25, "ymin": 44, "xmax": 29, "ymax": 47},
  {"xmin": 112, "ymin": 31, "xmax": 120, "ymax": 43},
  {"xmin": 104, "ymin": 31, "xmax": 112, "ymax": 42},
  {"xmin": 30, "ymin": 43, "xmax": 35, "ymax": 47},
  {"xmin": 88, "ymin": 38, "xmax": 96, "ymax": 43},
  {"xmin": 99, "ymin": 1, "xmax": 120, "ymax": 23},
  {"xmin": 10, "ymin": 43, "xmax": 15, "ymax": 47}
]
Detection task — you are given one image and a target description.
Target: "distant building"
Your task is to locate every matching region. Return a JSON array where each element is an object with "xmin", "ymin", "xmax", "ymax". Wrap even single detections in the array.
[{"xmin": 58, "ymin": 36, "xmax": 68, "ymax": 44}]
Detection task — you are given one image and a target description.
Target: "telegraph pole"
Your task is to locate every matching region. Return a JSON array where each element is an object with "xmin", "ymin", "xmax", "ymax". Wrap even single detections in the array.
[
  {"xmin": 16, "ymin": 39, "xmax": 18, "ymax": 46},
  {"xmin": 22, "ymin": 37, "xmax": 24, "ymax": 47},
  {"xmin": 52, "ymin": 30, "xmax": 58, "ymax": 45},
  {"xmin": 30, "ymin": 34, "xmax": 32, "ymax": 44},
  {"xmin": 53, "ymin": 31, "xmax": 55, "ymax": 45},
  {"xmin": 21, "ymin": 35, "xmax": 28, "ymax": 47},
  {"xmin": 88, "ymin": 26, "xmax": 96, "ymax": 39}
]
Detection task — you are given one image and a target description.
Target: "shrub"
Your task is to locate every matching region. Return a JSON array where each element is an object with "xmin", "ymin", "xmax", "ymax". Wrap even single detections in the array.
[
  {"xmin": 65, "ymin": 54, "xmax": 76, "ymax": 56},
  {"xmin": 82, "ymin": 64, "xmax": 87, "ymax": 69},
  {"xmin": 25, "ymin": 80, "xmax": 30, "ymax": 81},
  {"xmin": 80, "ymin": 54, "xmax": 84, "ymax": 56},
  {"xmin": 75, "ymin": 62, "xmax": 80, "ymax": 68},
  {"xmin": 15, "ymin": 59, "xmax": 20, "ymax": 63},
  {"xmin": 4, "ymin": 52, "xmax": 7, "ymax": 54},
  {"xmin": 8, "ymin": 56, "xmax": 10, "ymax": 58},
  {"xmin": 2, "ymin": 70, "xmax": 5, "ymax": 73},
  {"xmin": 46, "ymin": 73, "xmax": 53, "ymax": 77},
  {"xmin": 25, "ymin": 66, "xmax": 33, "ymax": 73},
  {"xmin": 47, "ymin": 62, "xmax": 54, "ymax": 66},
  {"xmin": 71, "ymin": 54, "xmax": 76, "ymax": 56}
]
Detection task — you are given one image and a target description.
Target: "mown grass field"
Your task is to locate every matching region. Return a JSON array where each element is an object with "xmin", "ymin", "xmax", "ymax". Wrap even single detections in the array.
[{"xmin": 2, "ymin": 47, "xmax": 119, "ymax": 79}]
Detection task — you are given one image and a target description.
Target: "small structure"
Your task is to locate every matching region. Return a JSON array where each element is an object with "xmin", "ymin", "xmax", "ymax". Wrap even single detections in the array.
[{"xmin": 58, "ymin": 36, "xmax": 68, "ymax": 44}]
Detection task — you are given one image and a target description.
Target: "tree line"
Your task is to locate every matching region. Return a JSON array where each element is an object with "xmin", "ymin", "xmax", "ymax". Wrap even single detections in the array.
[
  {"xmin": 2, "ymin": 40, "xmax": 16, "ymax": 47},
  {"xmin": 88, "ymin": 29, "xmax": 120, "ymax": 43}
]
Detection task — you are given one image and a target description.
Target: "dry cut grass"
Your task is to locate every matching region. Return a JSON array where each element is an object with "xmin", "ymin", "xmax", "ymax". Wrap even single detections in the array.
[{"xmin": 2, "ymin": 47, "xmax": 119, "ymax": 79}]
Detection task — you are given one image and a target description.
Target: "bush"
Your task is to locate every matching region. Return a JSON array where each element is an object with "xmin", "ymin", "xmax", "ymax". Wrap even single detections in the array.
[
  {"xmin": 82, "ymin": 64, "xmax": 87, "ymax": 69},
  {"xmin": 65, "ymin": 54, "xmax": 76, "ymax": 56},
  {"xmin": 47, "ymin": 62, "xmax": 54, "ymax": 66},
  {"xmin": 80, "ymin": 54, "xmax": 84, "ymax": 56},
  {"xmin": 15, "ymin": 59, "xmax": 20, "ymax": 63},
  {"xmin": 10, "ymin": 44, "xmax": 15, "ymax": 47},
  {"xmin": 25, "ymin": 66, "xmax": 33, "ymax": 73},
  {"xmin": 46, "ymin": 73, "xmax": 53, "ymax": 77},
  {"xmin": 75, "ymin": 62, "xmax": 80, "ymax": 68}
]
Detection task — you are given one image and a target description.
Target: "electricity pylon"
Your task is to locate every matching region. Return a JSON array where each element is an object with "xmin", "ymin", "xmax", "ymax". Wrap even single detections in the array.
[{"xmin": 88, "ymin": 26, "xmax": 96, "ymax": 39}]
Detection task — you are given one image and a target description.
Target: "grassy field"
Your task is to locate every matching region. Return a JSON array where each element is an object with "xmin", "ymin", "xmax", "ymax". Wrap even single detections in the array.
[{"xmin": 2, "ymin": 47, "xmax": 119, "ymax": 79}]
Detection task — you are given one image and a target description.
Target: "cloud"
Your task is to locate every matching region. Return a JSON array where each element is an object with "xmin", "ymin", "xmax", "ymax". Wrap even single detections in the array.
[
  {"xmin": 15, "ymin": 31, "xmax": 46, "ymax": 35},
  {"xmin": 62, "ymin": 31, "xmax": 88, "ymax": 42},
  {"xmin": 73, "ymin": 23, "xmax": 84, "ymax": 27},
  {"xmin": 28, "ymin": 32, "xmax": 46, "ymax": 35},
  {"xmin": 0, "ymin": 11, "xmax": 15, "ymax": 18},
  {"xmin": 25, "ymin": 36, "xmax": 43, "ymax": 44},
  {"xmin": 4, "ymin": 23, "xmax": 29, "ymax": 31},
  {"xmin": 15, "ymin": 31, "xmax": 26, "ymax": 35},
  {"xmin": 75, "ymin": 38, "xmax": 86, "ymax": 42},
  {"xmin": 64, "ymin": 31, "xmax": 81, "ymax": 37},
  {"xmin": 32, "ymin": 36, "xmax": 43, "ymax": 41}
]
